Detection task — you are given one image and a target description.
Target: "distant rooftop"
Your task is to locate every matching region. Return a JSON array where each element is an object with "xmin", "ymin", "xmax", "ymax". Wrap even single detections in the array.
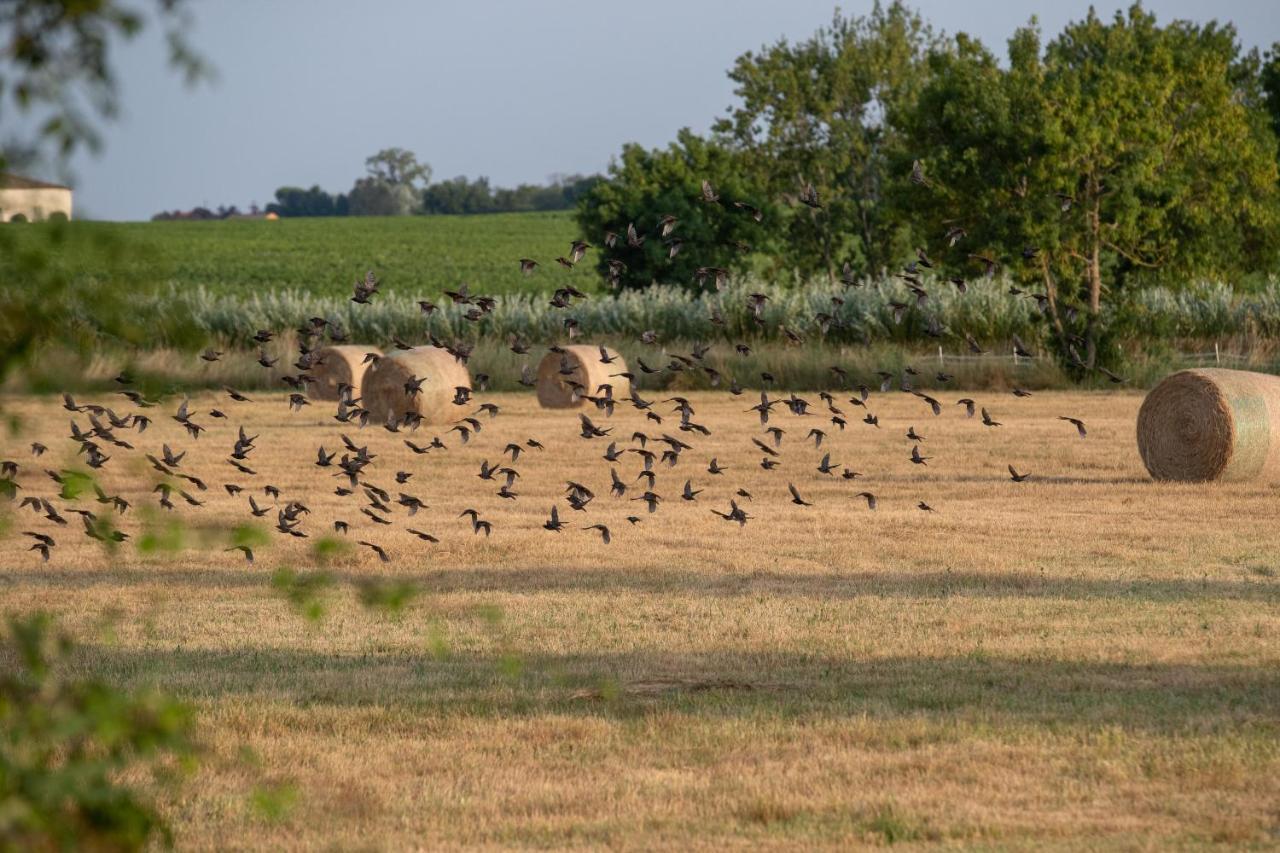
[{"xmin": 0, "ymin": 173, "xmax": 71, "ymax": 191}]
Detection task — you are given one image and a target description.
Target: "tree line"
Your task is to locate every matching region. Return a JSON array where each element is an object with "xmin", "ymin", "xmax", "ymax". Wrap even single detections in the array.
[
  {"xmin": 579, "ymin": 3, "xmax": 1280, "ymax": 294},
  {"xmin": 150, "ymin": 149, "xmax": 600, "ymax": 220},
  {"xmin": 261, "ymin": 150, "xmax": 599, "ymax": 219},
  {"xmin": 574, "ymin": 2, "xmax": 1280, "ymax": 371}
]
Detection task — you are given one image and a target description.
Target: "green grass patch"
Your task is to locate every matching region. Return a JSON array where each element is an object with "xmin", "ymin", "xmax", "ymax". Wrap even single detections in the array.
[{"xmin": 0, "ymin": 213, "xmax": 583, "ymax": 297}]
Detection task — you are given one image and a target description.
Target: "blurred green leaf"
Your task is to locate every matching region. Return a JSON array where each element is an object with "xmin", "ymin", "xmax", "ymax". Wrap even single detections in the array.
[
  {"xmin": 249, "ymin": 780, "xmax": 299, "ymax": 823},
  {"xmin": 309, "ymin": 535, "xmax": 352, "ymax": 565},
  {"xmin": 426, "ymin": 618, "xmax": 451, "ymax": 662},
  {"xmin": 270, "ymin": 566, "xmax": 334, "ymax": 623},
  {"xmin": 229, "ymin": 523, "xmax": 270, "ymax": 549},
  {"xmin": 356, "ymin": 577, "xmax": 420, "ymax": 616},
  {"xmin": 136, "ymin": 515, "xmax": 185, "ymax": 554},
  {"xmin": 57, "ymin": 469, "xmax": 95, "ymax": 501},
  {"xmin": 0, "ymin": 613, "xmax": 194, "ymax": 849}
]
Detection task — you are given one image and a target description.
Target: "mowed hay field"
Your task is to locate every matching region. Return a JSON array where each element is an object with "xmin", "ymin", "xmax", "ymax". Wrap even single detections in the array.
[{"xmin": 1, "ymin": 388, "xmax": 1278, "ymax": 848}]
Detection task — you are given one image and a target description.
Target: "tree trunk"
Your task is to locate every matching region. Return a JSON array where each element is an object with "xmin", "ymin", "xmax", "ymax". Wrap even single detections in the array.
[
  {"xmin": 1039, "ymin": 254, "xmax": 1066, "ymax": 338},
  {"xmin": 1084, "ymin": 191, "xmax": 1103, "ymax": 369},
  {"xmin": 819, "ymin": 210, "xmax": 836, "ymax": 286}
]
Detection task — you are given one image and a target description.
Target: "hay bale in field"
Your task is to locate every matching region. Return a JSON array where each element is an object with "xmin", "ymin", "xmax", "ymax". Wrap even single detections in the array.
[
  {"xmin": 536, "ymin": 345, "xmax": 630, "ymax": 408},
  {"xmin": 309, "ymin": 345, "xmax": 382, "ymax": 402},
  {"xmin": 361, "ymin": 346, "xmax": 471, "ymax": 425},
  {"xmin": 1136, "ymin": 368, "xmax": 1280, "ymax": 482}
]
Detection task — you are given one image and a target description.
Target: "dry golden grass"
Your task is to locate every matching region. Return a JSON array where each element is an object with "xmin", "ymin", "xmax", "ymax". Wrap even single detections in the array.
[{"xmin": 1, "ymin": 388, "xmax": 1278, "ymax": 849}]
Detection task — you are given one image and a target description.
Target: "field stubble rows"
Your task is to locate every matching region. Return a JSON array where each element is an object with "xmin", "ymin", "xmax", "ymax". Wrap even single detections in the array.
[{"xmin": 0, "ymin": 389, "xmax": 1277, "ymax": 848}]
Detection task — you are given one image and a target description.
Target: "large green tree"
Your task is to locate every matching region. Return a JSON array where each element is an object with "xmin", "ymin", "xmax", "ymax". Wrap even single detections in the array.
[
  {"xmin": 712, "ymin": 2, "xmax": 938, "ymax": 282},
  {"xmin": 896, "ymin": 5, "xmax": 1280, "ymax": 369},
  {"xmin": 1262, "ymin": 42, "xmax": 1280, "ymax": 160},
  {"xmin": 575, "ymin": 128, "xmax": 774, "ymax": 290}
]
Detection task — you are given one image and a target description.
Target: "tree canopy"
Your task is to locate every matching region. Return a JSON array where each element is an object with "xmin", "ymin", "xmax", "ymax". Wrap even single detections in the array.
[
  {"xmin": 576, "ymin": 2, "xmax": 1280, "ymax": 371},
  {"xmin": 576, "ymin": 129, "xmax": 775, "ymax": 290},
  {"xmin": 711, "ymin": 2, "xmax": 937, "ymax": 282},
  {"xmin": 894, "ymin": 5, "xmax": 1280, "ymax": 367},
  {"xmin": 265, "ymin": 185, "xmax": 349, "ymax": 217}
]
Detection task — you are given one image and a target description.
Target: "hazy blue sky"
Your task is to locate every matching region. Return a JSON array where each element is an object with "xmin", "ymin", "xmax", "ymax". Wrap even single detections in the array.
[{"xmin": 47, "ymin": 0, "xmax": 1280, "ymax": 220}]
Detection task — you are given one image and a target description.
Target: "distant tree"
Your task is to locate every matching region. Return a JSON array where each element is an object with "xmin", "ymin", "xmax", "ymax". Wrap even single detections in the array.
[
  {"xmin": 896, "ymin": 6, "xmax": 1280, "ymax": 370},
  {"xmin": 576, "ymin": 128, "xmax": 775, "ymax": 290},
  {"xmin": 713, "ymin": 2, "xmax": 938, "ymax": 283},
  {"xmin": 422, "ymin": 176, "xmax": 495, "ymax": 214},
  {"xmin": 266, "ymin": 185, "xmax": 345, "ymax": 217},
  {"xmin": 544, "ymin": 174, "xmax": 602, "ymax": 209},
  {"xmin": 347, "ymin": 148, "xmax": 430, "ymax": 216},
  {"xmin": 347, "ymin": 176, "xmax": 417, "ymax": 216},
  {"xmin": 421, "ymin": 174, "xmax": 602, "ymax": 215},
  {"xmin": 364, "ymin": 147, "xmax": 431, "ymax": 189}
]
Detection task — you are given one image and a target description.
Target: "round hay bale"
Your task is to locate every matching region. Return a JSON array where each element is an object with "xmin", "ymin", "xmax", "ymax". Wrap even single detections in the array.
[
  {"xmin": 536, "ymin": 345, "xmax": 630, "ymax": 408},
  {"xmin": 309, "ymin": 345, "xmax": 382, "ymax": 402},
  {"xmin": 1136, "ymin": 368, "xmax": 1280, "ymax": 482},
  {"xmin": 362, "ymin": 346, "xmax": 471, "ymax": 425}
]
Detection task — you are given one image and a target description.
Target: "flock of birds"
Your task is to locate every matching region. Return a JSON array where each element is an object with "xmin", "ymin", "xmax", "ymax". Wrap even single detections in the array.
[{"xmin": 6, "ymin": 165, "xmax": 1113, "ymax": 565}]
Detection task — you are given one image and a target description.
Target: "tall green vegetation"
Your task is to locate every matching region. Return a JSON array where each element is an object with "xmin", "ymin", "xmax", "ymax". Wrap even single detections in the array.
[
  {"xmin": 575, "ymin": 129, "xmax": 775, "ymax": 290},
  {"xmin": 1261, "ymin": 42, "xmax": 1280, "ymax": 162},
  {"xmin": 713, "ymin": 3, "xmax": 936, "ymax": 282},
  {"xmin": 0, "ymin": 213, "xmax": 580, "ymax": 298},
  {"xmin": 896, "ymin": 7, "xmax": 1280, "ymax": 369},
  {"xmin": 263, "ymin": 173, "xmax": 601, "ymax": 219},
  {"xmin": 578, "ymin": 3, "xmax": 935, "ymax": 290},
  {"xmin": 576, "ymin": 2, "xmax": 1280, "ymax": 374}
]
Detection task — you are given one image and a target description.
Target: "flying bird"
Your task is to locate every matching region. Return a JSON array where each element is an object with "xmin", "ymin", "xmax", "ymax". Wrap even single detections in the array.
[
  {"xmin": 1058, "ymin": 416, "xmax": 1087, "ymax": 438},
  {"xmin": 787, "ymin": 483, "xmax": 812, "ymax": 507}
]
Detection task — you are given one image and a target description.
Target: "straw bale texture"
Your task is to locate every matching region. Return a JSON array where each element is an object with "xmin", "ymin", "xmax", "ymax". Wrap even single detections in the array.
[
  {"xmin": 536, "ymin": 345, "xmax": 630, "ymax": 408},
  {"xmin": 362, "ymin": 346, "xmax": 471, "ymax": 425},
  {"xmin": 309, "ymin": 345, "xmax": 382, "ymax": 402},
  {"xmin": 1136, "ymin": 368, "xmax": 1280, "ymax": 482}
]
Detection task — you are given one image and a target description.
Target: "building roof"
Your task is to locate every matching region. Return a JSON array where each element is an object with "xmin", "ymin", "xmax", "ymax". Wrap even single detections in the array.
[{"xmin": 0, "ymin": 173, "xmax": 71, "ymax": 191}]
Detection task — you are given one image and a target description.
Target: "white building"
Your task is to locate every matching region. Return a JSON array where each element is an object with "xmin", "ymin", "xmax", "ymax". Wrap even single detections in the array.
[{"xmin": 0, "ymin": 174, "xmax": 73, "ymax": 222}]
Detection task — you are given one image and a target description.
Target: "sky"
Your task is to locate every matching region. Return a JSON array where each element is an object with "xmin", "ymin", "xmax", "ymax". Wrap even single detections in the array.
[{"xmin": 37, "ymin": 0, "xmax": 1280, "ymax": 220}]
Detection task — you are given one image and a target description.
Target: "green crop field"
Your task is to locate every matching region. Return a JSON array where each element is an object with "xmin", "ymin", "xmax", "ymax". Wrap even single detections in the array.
[{"xmin": 0, "ymin": 211, "xmax": 585, "ymax": 297}]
